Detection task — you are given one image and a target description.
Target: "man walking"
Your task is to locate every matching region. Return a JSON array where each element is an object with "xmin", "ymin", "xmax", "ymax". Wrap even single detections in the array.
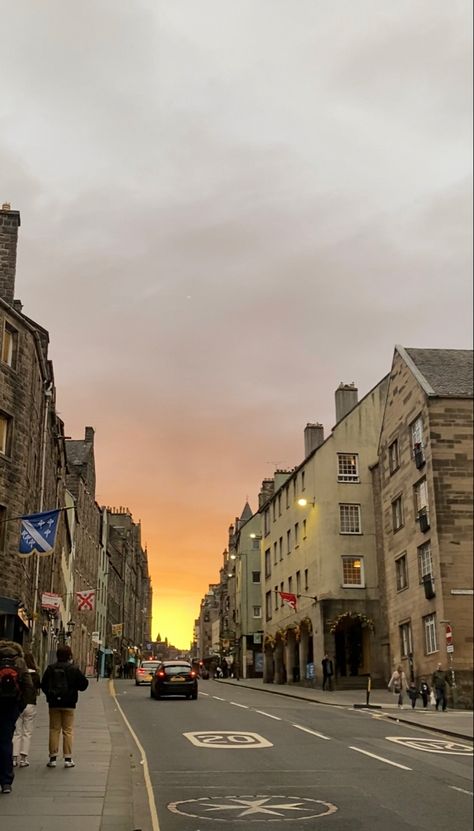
[
  {"xmin": 41, "ymin": 645, "xmax": 88, "ymax": 769},
  {"xmin": 0, "ymin": 640, "xmax": 33, "ymax": 794},
  {"xmin": 431, "ymin": 662, "xmax": 452, "ymax": 712},
  {"xmin": 321, "ymin": 653, "xmax": 334, "ymax": 691}
]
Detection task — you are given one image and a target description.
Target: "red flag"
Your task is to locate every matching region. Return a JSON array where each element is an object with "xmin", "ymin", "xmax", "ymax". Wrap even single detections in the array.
[
  {"xmin": 76, "ymin": 590, "xmax": 95, "ymax": 611},
  {"xmin": 279, "ymin": 591, "xmax": 297, "ymax": 611}
]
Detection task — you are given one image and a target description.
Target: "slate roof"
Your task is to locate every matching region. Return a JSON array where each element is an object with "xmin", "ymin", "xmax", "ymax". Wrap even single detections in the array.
[{"xmin": 403, "ymin": 347, "xmax": 473, "ymax": 398}]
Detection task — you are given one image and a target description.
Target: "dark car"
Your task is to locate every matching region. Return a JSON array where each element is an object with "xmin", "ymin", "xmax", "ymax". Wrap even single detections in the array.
[{"xmin": 150, "ymin": 661, "xmax": 198, "ymax": 700}]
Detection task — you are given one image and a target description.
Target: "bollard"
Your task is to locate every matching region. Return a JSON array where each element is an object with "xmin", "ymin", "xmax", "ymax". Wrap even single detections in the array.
[{"xmin": 366, "ymin": 674, "xmax": 371, "ymax": 707}]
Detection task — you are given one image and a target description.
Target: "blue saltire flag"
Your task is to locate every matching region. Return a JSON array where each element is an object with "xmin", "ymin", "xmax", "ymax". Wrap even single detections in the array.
[{"xmin": 19, "ymin": 509, "xmax": 61, "ymax": 557}]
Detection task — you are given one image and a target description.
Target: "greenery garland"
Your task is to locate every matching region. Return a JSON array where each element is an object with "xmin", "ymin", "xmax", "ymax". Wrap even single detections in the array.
[{"xmin": 329, "ymin": 611, "xmax": 375, "ymax": 634}]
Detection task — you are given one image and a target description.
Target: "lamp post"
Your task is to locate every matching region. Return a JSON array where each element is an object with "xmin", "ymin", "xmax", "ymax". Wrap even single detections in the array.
[{"xmin": 440, "ymin": 619, "xmax": 457, "ymax": 705}]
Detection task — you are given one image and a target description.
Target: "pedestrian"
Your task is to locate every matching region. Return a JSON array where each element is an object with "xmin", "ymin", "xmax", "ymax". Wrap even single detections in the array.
[
  {"xmin": 0, "ymin": 640, "xmax": 33, "ymax": 794},
  {"xmin": 431, "ymin": 662, "xmax": 452, "ymax": 712},
  {"xmin": 419, "ymin": 678, "xmax": 430, "ymax": 709},
  {"xmin": 388, "ymin": 665, "xmax": 408, "ymax": 709},
  {"xmin": 321, "ymin": 653, "xmax": 334, "ymax": 691},
  {"xmin": 13, "ymin": 652, "xmax": 41, "ymax": 768},
  {"xmin": 407, "ymin": 681, "xmax": 418, "ymax": 709},
  {"xmin": 41, "ymin": 644, "xmax": 89, "ymax": 769}
]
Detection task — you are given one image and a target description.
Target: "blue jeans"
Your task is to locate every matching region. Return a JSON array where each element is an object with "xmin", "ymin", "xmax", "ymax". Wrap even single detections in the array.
[{"xmin": 0, "ymin": 702, "xmax": 21, "ymax": 786}]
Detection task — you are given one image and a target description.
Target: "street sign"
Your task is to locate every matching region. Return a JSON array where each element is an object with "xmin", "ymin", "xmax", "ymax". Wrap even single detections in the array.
[
  {"xmin": 445, "ymin": 624, "xmax": 453, "ymax": 642},
  {"xmin": 447, "ymin": 644, "xmax": 454, "ymax": 653}
]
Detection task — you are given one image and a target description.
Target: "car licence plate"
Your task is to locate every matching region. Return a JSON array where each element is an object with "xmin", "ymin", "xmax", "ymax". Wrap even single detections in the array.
[{"xmin": 170, "ymin": 677, "xmax": 185, "ymax": 682}]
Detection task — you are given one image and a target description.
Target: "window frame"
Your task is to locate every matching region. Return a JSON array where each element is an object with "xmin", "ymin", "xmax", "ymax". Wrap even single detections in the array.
[
  {"xmin": 392, "ymin": 495, "xmax": 404, "ymax": 532},
  {"xmin": 395, "ymin": 553, "xmax": 408, "ymax": 592},
  {"xmin": 418, "ymin": 541, "xmax": 433, "ymax": 582},
  {"xmin": 388, "ymin": 439, "xmax": 399, "ymax": 474},
  {"xmin": 252, "ymin": 571, "xmax": 261, "ymax": 584},
  {"xmin": 341, "ymin": 555, "xmax": 365, "ymax": 587},
  {"xmin": 252, "ymin": 605, "xmax": 262, "ymax": 619},
  {"xmin": 1, "ymin": 322, "xmax": 18, "ymax": 369},
  {"xmin": 337, "ymin": 452, "xmax": 360, "ymax": 483},
  {"xmin": 265, "ymin": 591, "xmax": 272, "ymax": 621},
  {"xmin": 304, "ymin": 569, "xmax": 309, "ymax": 591},
  {"xmin": 399, "ymin": 621, "xmax": 413, "ymax": 658},
  {"xmin": 339, "ymin": 503, "xmax": 362, "ymax": 534},
  {"xmin": 0, "ymin": 411, "xmax": 13, "ymax": 456},
  {"xmin": 423, "ymin": 613, "xmax": 438, "ymax": 655},
  {"xmin": 264, "ymin": 549, "xmax": 271, "ymax": 579},
  {"xmin": 296, "ymin": 570, "xmax": 301, "ymax": 596}
]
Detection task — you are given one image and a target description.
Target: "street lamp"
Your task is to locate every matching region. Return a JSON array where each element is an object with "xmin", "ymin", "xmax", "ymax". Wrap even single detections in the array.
[
  {"xmin": 66, "ymin": 619, "xmax": 76, "ymax": 638},
  {"xmin": 249, "ymin": 533, "xmax": 262, "ymax": 540},
  {"xmin": 297, "ymin": 498, "xmax": 315, "ymax": 507}
]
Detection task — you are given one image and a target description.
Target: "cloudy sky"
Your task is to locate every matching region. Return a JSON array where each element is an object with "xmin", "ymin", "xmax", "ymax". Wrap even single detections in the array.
[{"xmin": 1, "ymin": 1, "xmax": 472, "ymax": 646}]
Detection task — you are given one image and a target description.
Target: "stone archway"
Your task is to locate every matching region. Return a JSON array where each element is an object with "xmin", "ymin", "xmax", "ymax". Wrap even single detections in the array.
[{"xmin": 331, "ymin": 612, "xmax": 374, "ymax": 677}]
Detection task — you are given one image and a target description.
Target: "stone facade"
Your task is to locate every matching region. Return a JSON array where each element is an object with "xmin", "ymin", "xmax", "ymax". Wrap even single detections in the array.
[{"xmin": 377, "ymin": 346, "xmax": 473, "ymax": 706}]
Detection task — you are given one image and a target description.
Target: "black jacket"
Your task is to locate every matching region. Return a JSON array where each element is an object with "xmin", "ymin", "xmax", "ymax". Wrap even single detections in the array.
[{"xmin": 41, "ymin": 661, "xmax": 89, "ymax": 708}]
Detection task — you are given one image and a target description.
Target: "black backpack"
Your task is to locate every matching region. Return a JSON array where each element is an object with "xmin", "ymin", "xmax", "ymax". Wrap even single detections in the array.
[
  {"xmin": 0, "ymin": 657, "xmax": 22, "ymax": 700},
  {"xmin": 48, "ymin": 665, "xmax": 70, "ymax": 701}
]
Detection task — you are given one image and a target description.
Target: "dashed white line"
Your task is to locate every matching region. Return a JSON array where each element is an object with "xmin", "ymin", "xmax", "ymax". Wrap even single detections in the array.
[
  {"xmin": 450, "ymin": 786, "xmax": 473, "ymax": 796},
  {"xmin": 213, "ymin": 696, "xmax": 225, "ymax": 701},
  {"xmin": 292, "ymin": 724, "xmax": 331, "ymax": 741},
  {"xmin": 230, "ymin": 702, "xmax": 249, "ymax": 709},
  {"xmin": 255, "ymin": 710, "xmax": 282, "ymax": 721},
  {"xmin": 349, "ymin": 746, "xmax": 412, "ymax": 770}
]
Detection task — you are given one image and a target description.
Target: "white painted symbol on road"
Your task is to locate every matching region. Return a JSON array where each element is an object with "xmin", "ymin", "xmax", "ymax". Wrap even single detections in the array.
[
  {"xmin": 183, "ymin": 731, "xmax": 273, "ymax": 748},
  {"xmin": 168, "ymin": 794, "xmax": 338, "ymax": 821},
  {"xmin": 386, "ymin": 737, "xmax": 473, "ymax": 755}
]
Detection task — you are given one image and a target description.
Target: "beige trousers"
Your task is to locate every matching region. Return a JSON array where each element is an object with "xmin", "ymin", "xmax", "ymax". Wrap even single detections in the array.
[{"xmin": 48, "ymin": 708, "xmax": 75, "ymax": 757}]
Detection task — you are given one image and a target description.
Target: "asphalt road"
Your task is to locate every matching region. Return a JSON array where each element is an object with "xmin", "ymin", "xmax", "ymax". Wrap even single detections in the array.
[{"xmin": 115, "ymin": 678, "xmax": 473, "ymax": 831}]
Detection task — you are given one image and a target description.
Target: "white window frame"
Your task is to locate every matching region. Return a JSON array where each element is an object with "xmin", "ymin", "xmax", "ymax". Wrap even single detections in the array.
[
  {"xmin": 400, "ymin": 621, "xmax": 413, "ymax": 658},
  {"xmin": 1, "ymin": 323, "xmax": 16, "ymax": 367},
  {"xmin": 424, "ymin": 613, "xmax": 438, "ymax": 655},
  {"xmin": 337, "ymin": 453, "xmax": 360, "ymax": 483},
  {"xmin": 0, "ymin": 413, "xmax": 12, "ymax": 456},
  {"xmin": 392, "ymin": 496, "xmax": 404, "ymax": 532},
  {"xmin": 339, "ymin": 503, "xmax": 362, "ymax": 534},
  {"xmin": 252, "ymin": 605, "xmax": 262, "ymax": 619},
  {"xmin": 414, "ymin": 478, "xmax": 429, "ymax": 513},
  {"xmin": 341, "ymin": 556, "xmax": 365, "ymax": 587},
  {"xmin": 395, "ymin": 554, "xmax": 408, "ymax": 591},
  {"xmin": 418, "ymin": 541, "xmax": 433, "ymax": 581},
  {"xmin": 411, "ymin": 415, "xmax": 424, "ymax": 453}
]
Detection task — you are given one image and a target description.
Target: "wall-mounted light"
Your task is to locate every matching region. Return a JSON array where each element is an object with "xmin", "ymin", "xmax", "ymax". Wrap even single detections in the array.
[
  {"xmin": 229, "ymin": 553, "xmax": 237, "ymax": 560},
  {"xmin": 249, "ymin": 533, "xmax": 262, "ymax": 540},
  {"xmin": 66, "ymin": 619, "xmax": 76, "ymax": 636},
  {"xmin": 297, "ymin": 498, "xmax": 316, "ymax": 507}
]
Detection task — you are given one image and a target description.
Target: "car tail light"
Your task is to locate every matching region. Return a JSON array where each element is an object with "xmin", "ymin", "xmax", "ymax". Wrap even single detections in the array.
[
  {"xmin": 190, "ymin": 671, "xmax": 196, "ymax": 678},
  {"xmin": 158, "ymin": 671, "xmax": 165, "ymax": 678}
]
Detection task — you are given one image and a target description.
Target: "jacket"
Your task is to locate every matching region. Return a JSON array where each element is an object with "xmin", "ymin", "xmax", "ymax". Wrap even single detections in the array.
[
  {"xmin": 41, "ymin": 661, "xmax": 89, "ymax": 708},
  {"xmin": 431, "ymin": 669, "xmax": 451, "ymax": 691},
  {"xmin": 388, "ymin": 670, "xmax": 407, "ymax": 692},
  {"xmin": 0, "ymin": 640, "xmax": 34, "ymax": 709},
  {"xmin": 24, "ymin": 668, "xmax": 41, "ymax": 706}
]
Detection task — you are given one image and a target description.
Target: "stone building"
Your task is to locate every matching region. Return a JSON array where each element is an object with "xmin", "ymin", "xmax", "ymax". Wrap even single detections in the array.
[
  {"xmin": 0, "ymin": 204, "xmax": 70, "ymax": 659},
  {"xmin": 228, "ymin": 503, "xmax": 264, "ymax": 678},
  {"xmin": 374, "ymin": 346, "xmax": 473, "ymax": 706}
]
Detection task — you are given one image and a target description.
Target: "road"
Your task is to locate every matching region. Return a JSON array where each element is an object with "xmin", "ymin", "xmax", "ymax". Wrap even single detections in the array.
[{"xmin": 115, "ymin": 678, "xmax": 473, "ymax": 830}]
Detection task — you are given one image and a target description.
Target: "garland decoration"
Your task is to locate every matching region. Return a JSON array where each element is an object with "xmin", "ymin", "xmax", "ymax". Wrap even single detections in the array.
[{"xmin": 329, "ymin": 611, "xmax": 375, "ymax": 634}]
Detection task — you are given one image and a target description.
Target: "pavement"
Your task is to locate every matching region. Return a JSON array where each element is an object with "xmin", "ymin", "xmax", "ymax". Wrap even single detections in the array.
[
  {"xmin": 0, "ymin": 676, "xmax": 471, "ymax": 830},
  {"xmin": 215, "ymin": 677, "xmax": 474, "ymax": 740},
  {"xmin": 0, "ymin": 678, "xmax": 152, "ymax": 831}
]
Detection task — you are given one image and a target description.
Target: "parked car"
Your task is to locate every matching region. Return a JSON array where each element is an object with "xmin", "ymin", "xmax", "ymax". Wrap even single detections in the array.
[
  {"xmin": 135, "ymin": 660, "xmax": 160, "ymax": 686},
  {"xmin": 150, "ymin": 661, "xmax": 198, "ymax": 700}
]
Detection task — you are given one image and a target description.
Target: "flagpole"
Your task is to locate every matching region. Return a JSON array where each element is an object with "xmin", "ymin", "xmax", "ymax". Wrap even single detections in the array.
[{"xmin": 31, "ymin": 385, "xmax": 52, "ymax": 645}]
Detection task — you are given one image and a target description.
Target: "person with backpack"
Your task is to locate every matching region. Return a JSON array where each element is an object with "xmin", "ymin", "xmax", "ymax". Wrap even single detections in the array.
[
  {"xmin": 0, "ymin": 640, "xmax": 34, "ymax": 794},
  {"xmin": 12, "ymin": 652, "xmax": 41, "ymax": 768},
  {"xmin": 41, "ymin": 644, "xmax": 89, "ymax": 769}
]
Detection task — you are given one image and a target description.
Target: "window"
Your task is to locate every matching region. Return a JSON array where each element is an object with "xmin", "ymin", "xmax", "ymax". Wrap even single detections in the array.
[
  {"xmin": 265, "ymin": 591, "xmax": 272, "ymax": 621},
  {"xmin": 264, "ymin": 549, "xmax": 271, "ymax": 578},
  {"xmin": 280, "ymin": 581, "xmax": 284, "ymax": 605},
  {"xmin": 278, "ymin": 493, "xmax": 282, "ymax": 516},
  {"xmin": 395, "ymin": 554, "xmax": 408, "ymax": 591},
  {"xmin": 296, "ymin": 570, "xmax": 301, "ymax": 596},
  {"xmin": 342, "ymin": 556, "xmax": 364, "ymax": 587},
  {"xmin": 392, "ymin": 496, "xmax": 404, "ymax": 532},
  {"xmin": 252, "ymin": 571, "xmax": 261, "ymax": 583},
  {"xmin": 279, "ymin": 537, "xmax": 283, "ymax": 561},
  {"xmin": 389, "ymin": 439, "xmax": 399, "ymax": 474},
  {"xmin": 0, "ymin": 412, "xmax": 13, "ymax": 456},
  {"xmin": 424, "ymin": 613, "xmax": 438, "ymax": 654},
  {"xmin": 274, "ymin": 587, "xmax": 279, "ymax": 610},
  {"xmin": 414, "ymin": 478, "xmax": 429, "ymax": 512},
  {"xmin": 264, "ymin": 508, "xmax": 270, "ymax": 536},
  {"xmin": 252, "ymin": 606, "xmax": 262, "ymax": 619},
  {"xmin": 411, "ymin": 416, "xmax": 423, "ymax": 452},
  {"xmin": 0, "ymin": 505, "xmax": 6, "ymax": 553},
  {"xmin": 418, "ymin": 541, "xmax": 433, "ymax": 581},
  {"xmin": 286, "ymin": 529, "xmax": 291, "ymax": 554},
  {"xmin": 294, "ymin": 522, "xmax": 300, "ymax": 545},
  {"xmin": 288, "ymin": 576, "xmax": 293, "ymax": 594},
  {"xmin": 399, "ymin": 621, "xmax": 413, "ymax": 658},
  {"xmin": 337, "ymin": 453, "xmax": 359, "ymax": 482},
  {"xmin": 273, "ymin": 542, "xmax": 278, "ymax": 565},
  {"xmin": 272, "ymin": 501, "xmax": 276, "ymax": 522},
  {"xmin": 339, "ymin": 504, "xmax": 361, "ymax": 534},
  {"xmin": 285, "ymin": 485, "xmax": 290, "ymax": 509},
  {"xmin": 301, "ymin": 470, "xmax": 306, "ymax": 491},
  {"xmin": 304, "ymin": 569, "xmax": 309, "ymax": 590},
  {"xmin": 1, "ymin": 323, "xmax": 18, "ymax": 368},
  {"xmin": 303, "ymin": 519, "xmax": 307, "ymax": 539}
]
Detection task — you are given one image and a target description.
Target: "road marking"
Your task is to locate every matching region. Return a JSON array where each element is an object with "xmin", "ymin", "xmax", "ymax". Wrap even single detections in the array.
[
  {"xmin": 450, "ymin": 786, "xmax": 473, "ymax": 796},
  {"xmin": 292, "ymin": 723, "xmax": 331, "ymax": 741},
  {"xmin": 213, "ymin": 696, "xmax": 225, "ymax": 701},
  {"xmin": 386, "ymin": 737, "xmax": 473, "ymax": 755},
  {"xmin": 349, "ymin": 746, "xmax": 412, "ymax": 770},
  {"xmin": 183, "ymin": 731, "xmax": 273, "ymax": 749},
  {"xmin": 200, "ymin": 691, "xmax": 209, "ymax": 696},
  {"xmin": 168, "ymin": 794, "xmax": 338, "ymax": 821},
  {"xmin": 255, "ymin": 710, "xmax": 282, "ymax": 720},
  {"xmin": 230, "ymin": 701, "xmax": 249, "ymax": 709},
  {"xmin": 109, "ymin": 680, "xmax": 161, "ymax": 831}
]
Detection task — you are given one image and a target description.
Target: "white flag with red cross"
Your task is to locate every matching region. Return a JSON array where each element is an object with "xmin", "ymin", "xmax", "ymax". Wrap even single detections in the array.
[{"xmin": 76, "ymin": 590, "xmax": 96, "ymax": 611}]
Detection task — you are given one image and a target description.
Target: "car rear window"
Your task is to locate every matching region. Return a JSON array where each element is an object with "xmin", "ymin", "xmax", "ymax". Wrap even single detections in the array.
[
  {"xmin": 141, "ymin": 662, "xmax": 159, "ymax": 669},
  {"xmin": 164, "ymin": 665, "xmax": 191, "ymax": 676}
]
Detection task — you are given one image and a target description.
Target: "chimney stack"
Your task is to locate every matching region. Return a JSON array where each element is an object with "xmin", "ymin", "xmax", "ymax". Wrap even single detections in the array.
[
  {"xmin": 84, "ymin": 426, "xmax": 95, "ymax": 445},
  {"xmin": 258, "ymin": 478, "xmax": 275, "ymax": 509},
  {"xmin": 335, "ymin": 382, "xmax": 358, "ymax": 423},
  {"xmin": 0, "ymin": 203, "xmax": 21, "ymax": 306},
  {"xmin": 304, "ymin": 423, "xmax": 325, "ymax": 457}
]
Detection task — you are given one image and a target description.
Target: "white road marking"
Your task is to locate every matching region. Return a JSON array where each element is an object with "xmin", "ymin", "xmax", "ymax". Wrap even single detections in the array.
[
  {"xmin": 183, "ymin": 731, "xmax": 273, "ymax": 748},
  {"xmin": 230, "ymin": 701, "xmax": 249, "ymax": 708},
  {"xmin": 213, "ymin": 696, "xmax": 225, "ymax": 701},
  {"xmin": 386, "ymin": 737, "xmax": 473, "ymax": 755},
  {"xmin": 255, "ymin": 710, "xmax": 282, "ymax": 720},
  {"xmin": 349, "ymin": 746, "xmax": 412, "ymax": 770},
  {"xmin": 450, "ymin": 786, "xmax": 473, "ymax": 796},
  {"xmin": 292, "ymin": 723, "xmax": 331, "ymax": 741},
  {"xmin": 200, "ymin": 691, "xmax": 209, "ymax": 696}
]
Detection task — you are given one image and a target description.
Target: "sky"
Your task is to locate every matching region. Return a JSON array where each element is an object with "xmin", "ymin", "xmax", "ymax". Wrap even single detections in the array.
[{"xmin": 1, "ymin": 1, "xmax": 472, "ymax": 647}]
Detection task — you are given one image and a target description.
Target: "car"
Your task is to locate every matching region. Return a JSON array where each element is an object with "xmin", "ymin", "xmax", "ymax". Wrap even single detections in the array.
[
  {"xmin": 135, "ymin": 660, "xmax": 160, "ymax": 686},
  {"xmin": 150, "ymin": 660, "xmax": 198, "ymax": 700}
]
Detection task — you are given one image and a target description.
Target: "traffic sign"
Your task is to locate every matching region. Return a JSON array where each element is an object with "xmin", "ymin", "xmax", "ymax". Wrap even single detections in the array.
[
  {"xmin": 447, "ymin": 644, "xmax": 454, "ymax": 653},
  {"xmin": 445, "ymin": 624, "xmax": 453, "ymax": 642}
]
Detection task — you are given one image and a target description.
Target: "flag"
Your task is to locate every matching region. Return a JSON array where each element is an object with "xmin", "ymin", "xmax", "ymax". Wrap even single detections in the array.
[
  {"xmin": 279, "ymin": 591, "xmax": 297, "ymax": 611},
  {"xmin": 41, "ymin": 592, "xmax": 61, "ymax": 613},
  {"xmin": 19, "ymin": 509, "xmax": 61, "ymax": 557},
  {"xmin": 111, "ymin": 623, "xmax": 123, "ymax": 637},
  {"xmin": 76, "ymin": 590, "xmax": 96, "ymax": 611}
]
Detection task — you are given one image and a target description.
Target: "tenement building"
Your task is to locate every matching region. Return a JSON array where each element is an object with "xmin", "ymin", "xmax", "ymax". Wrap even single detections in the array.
[{"xmin": 374, "ymin": 346, "xmax": 473, "ymax": 706}]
